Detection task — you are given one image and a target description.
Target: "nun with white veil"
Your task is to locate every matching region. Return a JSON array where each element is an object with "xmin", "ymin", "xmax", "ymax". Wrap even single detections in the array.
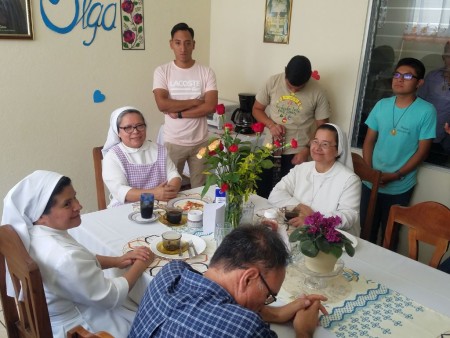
[
  {"xmin": 268, "ymin": 123, "xmax": 361, "ymax": 236},
  {"xmin": 1, "ymin": 170, "xmax": 154, "ymax": 338}
]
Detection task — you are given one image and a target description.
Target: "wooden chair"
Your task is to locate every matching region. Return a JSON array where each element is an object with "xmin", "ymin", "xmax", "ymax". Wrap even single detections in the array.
[
  {"xmin": 351, "ymin": 152, "xmax": 381, "ymax": 240},
  {"xmin": 93, "ymin": 146, "xmax": 107, "ymax": 210},
  {"xmin": 383, "ymin": 202, "xmax": 450, "ymax": 268},
  {"xmin": 0, "ymin": 224, "xmax": 113, "ymax": 338}
]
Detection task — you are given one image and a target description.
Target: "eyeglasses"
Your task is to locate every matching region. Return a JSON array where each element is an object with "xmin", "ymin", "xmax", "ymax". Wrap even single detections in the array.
[
  {"xmin": 258, "ymin": 273, "xmax": 277, "ymax": 305},
  {"xmin": 118, "ymin": 123, "xmax": 146, "ymax": 134},
  {"xmin": 309, "ymin": 139, "xmax": 337, "ymax": 150},
  {"xmin": 392, "ymin": 72, "xmax": 418, "ymax": 81}
]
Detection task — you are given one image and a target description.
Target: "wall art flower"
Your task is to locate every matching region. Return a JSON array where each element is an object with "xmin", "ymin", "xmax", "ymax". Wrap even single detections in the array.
[{"xmin": 120, "ymin": 0, "xmax": 144, "ymax": 50}]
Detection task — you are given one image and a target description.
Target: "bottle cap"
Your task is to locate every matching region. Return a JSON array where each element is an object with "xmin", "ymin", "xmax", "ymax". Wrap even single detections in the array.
[{"xmin": 263, "ymin": 209, "xmax": 278, "ymax": 219}]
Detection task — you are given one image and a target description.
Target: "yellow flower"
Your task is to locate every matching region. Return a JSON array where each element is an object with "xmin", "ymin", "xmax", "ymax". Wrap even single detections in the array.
[
  {"xmin": 265, "ymin": 143, "xmax": 274, "ymax": 150},
  {"xmin": 208, "ymin": 139, "xmax": 221, "ymax": 152},
  {"xmin": 197, "ymin": 147, "xmax": 207, "ymax": 159}
]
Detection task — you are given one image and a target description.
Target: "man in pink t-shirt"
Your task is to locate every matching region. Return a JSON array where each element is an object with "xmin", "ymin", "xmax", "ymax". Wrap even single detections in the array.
[{"xmin": 153, "ymin": 22, "xmax": 218, "ymax": 188}]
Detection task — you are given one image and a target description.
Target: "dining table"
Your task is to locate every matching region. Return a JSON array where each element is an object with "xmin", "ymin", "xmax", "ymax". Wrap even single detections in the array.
[{"xmin": 69, "ymin": 186, "xmax": 450, "ymax": 338}]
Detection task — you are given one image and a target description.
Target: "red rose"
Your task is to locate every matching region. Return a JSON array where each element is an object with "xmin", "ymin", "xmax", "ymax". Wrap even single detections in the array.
[
  {"xmin": 220, "ymin": 183, "xmax": 229, "ymax": 192},
  {"xmin": 208, "ymin": 150, "xmax": 217, "ymax": 156},
  {"xmin": 274, "ymin": 140, "xmax": 281, "ymax": 148},
  {"xmin": 228, "ymin": 144, "xmax": 238, "ymax": 153},
  {"xmin": 291, "ymin": 138, "xmax": 298, "ymax": 148},
  {"xmin": 251, "ymin": 122, "xmax": 265, "ymax": 134},
  {"xmin": 224, "ymin": 123, "xmax": 233, "ymax": 132},
  {"xmin": 219, "ymin": 141, "xmax": 224, "ymax": 151},
  {"xmin": 133, "ymin": 14, "xmax": 143, "ymax": 24},
  {"xmin": 123, "ymin": 30, "xmax": 135, "ymax": 44},
  {"xmin": 121, "ymin": 0, "xmax": 134, "ymax": 13},
  {"xmin": 216, "ymin": 104, "xmax": 225, "ymax": 115}
]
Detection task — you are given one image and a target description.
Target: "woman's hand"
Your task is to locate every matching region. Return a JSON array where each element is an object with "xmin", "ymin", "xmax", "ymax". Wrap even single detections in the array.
[
  {"xmin": 291, "ymin": 147, "xmax": 310, "ymax": 165},
  {"xmin": 288, "ymin": 204, "xmax": 314, "ymax": 227},
  {"xmin": 117, "ymin": 246, "xmax": 153, "ymax": 269},
  {"xmin": 151, "ymin": 181, "xmax": 179, "ymax": 201}
]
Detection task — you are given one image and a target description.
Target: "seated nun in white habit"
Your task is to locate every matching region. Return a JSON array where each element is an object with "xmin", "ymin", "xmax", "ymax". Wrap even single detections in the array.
[
  {"xmin": 1, "ymin": 170, "xmax": 154, "ymax": 338},
  {"xmin": 102, "ymin": 106, "xmax": 182, "ymax": 208},
  {"xmin": 268, "ymin": 123, "xmax": 361, "ymax": 236}
]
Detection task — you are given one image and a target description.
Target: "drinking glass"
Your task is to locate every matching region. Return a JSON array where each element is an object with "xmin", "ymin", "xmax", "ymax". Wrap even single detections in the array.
[
  {"xmin": 214, "ymin": 222, "xmax": 233, "ymax": 247},
  {"xmin": 140, "ymin": 193, "xmax": 154, "ymax": 219},
  {"xmin": 240, "ymin": 202, "xmax": 255, "ymax": 225}
]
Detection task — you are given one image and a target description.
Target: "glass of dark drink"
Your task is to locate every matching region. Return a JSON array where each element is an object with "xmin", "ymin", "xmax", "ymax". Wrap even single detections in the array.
[
  {"xmin": 140, "ymin": 193, "xmax": 154, "ymax": 219},
  {"xmin": 283, "ymin": 205, "xmax": 300, "ymax": 221}
]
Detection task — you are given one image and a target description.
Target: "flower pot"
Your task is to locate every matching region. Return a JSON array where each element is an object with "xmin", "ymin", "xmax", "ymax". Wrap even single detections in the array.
[{"xmin": 304, "ymin": 251, "xmax": 338, "ymax": 274}]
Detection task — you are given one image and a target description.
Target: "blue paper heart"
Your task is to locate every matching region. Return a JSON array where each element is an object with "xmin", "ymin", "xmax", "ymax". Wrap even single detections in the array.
[{"xmin": 93, "ymin": 89, "xmax": 106, "ymax": 103}]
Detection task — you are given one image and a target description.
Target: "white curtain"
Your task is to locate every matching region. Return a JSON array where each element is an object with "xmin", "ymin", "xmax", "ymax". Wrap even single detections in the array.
[{"xmin": 404, "ymin": 0, "xmax": 450, "ymax": 39}]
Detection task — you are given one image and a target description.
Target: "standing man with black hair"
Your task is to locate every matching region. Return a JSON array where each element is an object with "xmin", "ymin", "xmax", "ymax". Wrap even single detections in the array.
[
  {"xmin": 153, "ymin": 22, "xmax": 218, "ymax": 188},
  {"xmin": 362, "ymin": 57, "xmax": 437, "ymax": 246},
  {"xmin": 253, "ymin": 55, "xmax": 331, "ymax": 198}
]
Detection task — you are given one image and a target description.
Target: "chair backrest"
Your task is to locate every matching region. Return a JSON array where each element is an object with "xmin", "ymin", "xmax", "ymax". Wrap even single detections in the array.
[
  {"xmin": 93, "ymin": 146, "xmax": 107, "ymax": 210},
  {"xmin": 0, "ymin": 225, "xmax": 114, "ymax": 338},
  {"xmin": 351, "ymin": 152, "xmax": 381, "ymax": 240},
  {"xmin": 0, "ymin": 224, "xmax": 53, "ymax": 338},
  {"xmin": 383, "ymin": 202, "xmax": 450, "ymax": 268}
]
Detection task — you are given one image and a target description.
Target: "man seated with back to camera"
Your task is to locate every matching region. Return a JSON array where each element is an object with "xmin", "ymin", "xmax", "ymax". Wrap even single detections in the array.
[{"xmin": 128, "ymin": 225, "xmax": 327, "ymax": 338}]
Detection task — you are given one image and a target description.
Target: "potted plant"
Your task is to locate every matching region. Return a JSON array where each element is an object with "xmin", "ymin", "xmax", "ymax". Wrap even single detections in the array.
[{"xmin": 289, "ymin": 212, "xmax": 355, "ymax": 273}]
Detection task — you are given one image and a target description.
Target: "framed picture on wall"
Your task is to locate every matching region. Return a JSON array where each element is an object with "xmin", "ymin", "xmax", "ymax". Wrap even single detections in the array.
[
  {"xmin": 263, "ymin": 0, "xmax": 292, "ymax": 44},
  {"xmin": 0, "ymin": 0, "xmax": 33, "ymax": 39}
]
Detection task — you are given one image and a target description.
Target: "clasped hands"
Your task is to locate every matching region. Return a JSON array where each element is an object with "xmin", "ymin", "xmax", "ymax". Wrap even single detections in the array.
[
  {"xmin": 288, "ymin": 204, "xmax": 314, "ymax": 228},
  {"xmin": 116, "ymin": 246, "xmax": 154, "ymax": 269},
  {"xmin": 152, "ymin": 181, "xmax": 178, "ymax": 201}
]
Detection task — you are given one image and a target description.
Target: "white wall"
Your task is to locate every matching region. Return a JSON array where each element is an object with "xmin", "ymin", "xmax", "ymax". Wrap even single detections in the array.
[{"xmin": 0, "ymin": 0, "xmax": 211, "ymax": 214}]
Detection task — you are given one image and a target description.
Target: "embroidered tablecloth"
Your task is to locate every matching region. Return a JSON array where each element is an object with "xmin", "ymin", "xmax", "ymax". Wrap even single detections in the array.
[{"xmin": 282, "ymin": 263, "xmax": 450, "ymax": 338}]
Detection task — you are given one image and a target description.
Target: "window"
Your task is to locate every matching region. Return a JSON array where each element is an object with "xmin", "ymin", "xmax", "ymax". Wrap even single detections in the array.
[{"xmin": 351, "ymin": 0, "xmax": 450, "ymax": 168}]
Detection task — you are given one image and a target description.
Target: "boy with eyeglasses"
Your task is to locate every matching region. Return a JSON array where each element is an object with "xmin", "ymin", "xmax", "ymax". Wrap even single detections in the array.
[{"xmin": 362, "ymin": 57, "xmax": 437, "ymax": 247}]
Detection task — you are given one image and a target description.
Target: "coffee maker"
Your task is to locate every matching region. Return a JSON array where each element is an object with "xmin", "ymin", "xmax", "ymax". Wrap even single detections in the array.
[{"xmin": 231, "ymin": 93, "xmax": 257, "ymax": 134}]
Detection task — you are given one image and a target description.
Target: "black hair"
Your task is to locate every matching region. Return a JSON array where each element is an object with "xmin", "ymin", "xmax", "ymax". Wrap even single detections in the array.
[
  {"xmin": 116, "ymin": 109, "xmax": 146, "ymax": 131},
  {"xmin": 171, "ymin": 22, "xmax": 194, "ymax": 39},
  {"xmin": 42, "ymin": 176, "xmax": 72, "ymax": 215},
  {"xmin": 285, "ymin": 55, "xmax": 312, "ymax": 87},
  {"xmin": 209, "ymin": 225, "xmax": 289, "ymax": 272},
  {"xmin": 395, "ymin": 57, "xmax": 425, "ymax": 79}
]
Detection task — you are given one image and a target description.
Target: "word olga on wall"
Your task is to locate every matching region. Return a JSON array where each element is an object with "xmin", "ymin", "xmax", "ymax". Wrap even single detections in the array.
[{"xmin": 40, "ymin": 0, "xmax": 117, "ymax": 46}]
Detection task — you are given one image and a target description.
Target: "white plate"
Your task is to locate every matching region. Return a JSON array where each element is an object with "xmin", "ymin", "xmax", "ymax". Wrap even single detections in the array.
[
  {"xmin": 128, "ymin": 211, "xmax": 158, "ymax": 224},
  {"xmin": 336, "ymin": 229, "xmax": 358, "ymax": 248},
  {"xmin": 149, "ymin": 233, "xmax": 206, "ymax": 260},
  {"xmin": 167, "ymin": 197, "xmax": 208, "ymax": 212}
]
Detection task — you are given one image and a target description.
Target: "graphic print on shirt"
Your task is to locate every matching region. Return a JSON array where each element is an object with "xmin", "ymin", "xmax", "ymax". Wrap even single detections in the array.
[
  {"xmin": 168, "ymin": 79, "xmax": 202, "ymax": 99},
  {"xmin": 276, "ymin": 93, "xmax": 302, "ymax": 123}
]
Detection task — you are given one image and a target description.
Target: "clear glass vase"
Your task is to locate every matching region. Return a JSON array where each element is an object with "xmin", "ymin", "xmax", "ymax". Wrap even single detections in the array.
[{"xmin": 225, "ymin": 192, "xmax": 243, "ymax": 229}]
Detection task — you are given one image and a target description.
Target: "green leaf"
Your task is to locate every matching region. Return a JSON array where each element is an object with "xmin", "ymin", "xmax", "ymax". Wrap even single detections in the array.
[
  {"xmin": 329, "ymin": 245, "xmax": 343, "ymax": 259},
  {"xmin": 344, "ymin": 243, "xmax": 355, "ymax": 257},
  {"xmin": 123, "ymin": 42, "xmax": 129, "ymax": 48},
  {"xmin": 261, "ymin": 159, "xmax": 274, "ymax": 169},
  {"xmin": 289, "ymin": 228, "xmax": 302, "ymax": 242},
  {"xmin": 138, "ymin": 26, "xmax": 143, "ymax": 33},
  {"xmin": 316, "ymin": 236, "xmax": 331, "ymax": 252},
  {"xmin": 123, "ymin": 16, "xmax": 130, "ymax": 22},
  {"xmin": 300, "ymin": 240, "xmax": 319, "ymax": 257}
]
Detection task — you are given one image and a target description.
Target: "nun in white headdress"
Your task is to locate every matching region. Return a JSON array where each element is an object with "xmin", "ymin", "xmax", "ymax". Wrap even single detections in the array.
[
  {"xmin": 268, "ymin": 123, "xmax": 361, "ymax": 236},
  {"xmin": 102, "ymin": 106, "xmax": 181, "ymax": 207},
  {"xmin": 1, "ymin": 170, "xmax": 153, "ymax": 338}
]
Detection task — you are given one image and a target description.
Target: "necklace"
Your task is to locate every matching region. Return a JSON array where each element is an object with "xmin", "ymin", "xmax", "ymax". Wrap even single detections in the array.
[{"xmin": 391, "ymin": 97, "xmax": 415, "ymax": 136}]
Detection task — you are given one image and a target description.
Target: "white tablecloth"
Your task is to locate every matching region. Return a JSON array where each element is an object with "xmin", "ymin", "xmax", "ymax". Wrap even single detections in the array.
[{"xmin": 69, "ymin": 187, "xmax": 450, "ymax": 337}]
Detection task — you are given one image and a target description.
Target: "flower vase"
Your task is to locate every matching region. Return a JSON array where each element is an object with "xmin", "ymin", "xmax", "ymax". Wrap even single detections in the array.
[
  {"xmin": 225, "ymin": 192, "xmax": 243, "ymax": 229},
  {"xmin": 304, "ymin": 251, "xmax": 338, "ymax": 274}
]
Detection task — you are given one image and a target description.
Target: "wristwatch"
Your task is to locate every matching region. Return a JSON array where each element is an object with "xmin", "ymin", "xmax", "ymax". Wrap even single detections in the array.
[
  {"xmin": 396, "ymin": 170, "xmax": 405, "ymax": 181},
  {"xmin": 177, "ymin": 111, "xmax": 183, "ymax": 119}
]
